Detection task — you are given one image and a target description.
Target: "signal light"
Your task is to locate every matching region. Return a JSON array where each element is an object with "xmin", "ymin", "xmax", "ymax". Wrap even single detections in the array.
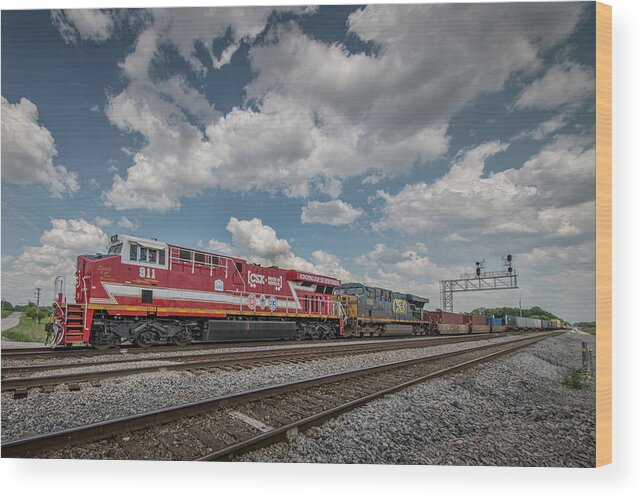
[{"xmin": 507, "ymin": 254, "xmax": 512, "ymax": 262}]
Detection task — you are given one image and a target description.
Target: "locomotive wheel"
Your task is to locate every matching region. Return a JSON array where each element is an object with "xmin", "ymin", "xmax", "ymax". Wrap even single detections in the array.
[
  {"xmin": 92, "ymin": 336, "xmax": 118, "ymax": 350},
  {"xmin": 172, "ymin": 329, "xmax": 192, "ymax": 347},
  {"xmin": 91, "ymin": 330, "xmax": 118, "ymax": 350},
  {"xmin": 133, "ymin": 330, "xmax": 157, "ymax": 348},
  {"xmin": 133, "ymin": 338, "xmax": 152, "ymax": 348}
]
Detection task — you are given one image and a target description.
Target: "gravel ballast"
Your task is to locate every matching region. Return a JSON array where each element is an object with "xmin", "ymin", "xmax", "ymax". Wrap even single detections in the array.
[
  {"xmin": 1, "ymin": 339, "xmax": 46, "ymax": 349},
  {"xmin": 237, "ymin": 331, "xmax": 596, "ymax": 467},
  {"xmin": 1, "ymin": 335, "xmax": 471, "ymax": 367},
  {"xmin": 2, "ymin": 335, "xmax": 528, "ymax": 440}
]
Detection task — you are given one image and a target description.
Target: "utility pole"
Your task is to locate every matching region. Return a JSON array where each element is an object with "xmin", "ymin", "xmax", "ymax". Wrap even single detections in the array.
[{"xmin": 34, "ymin": 287, "xmax": 41, "ymax": 325}]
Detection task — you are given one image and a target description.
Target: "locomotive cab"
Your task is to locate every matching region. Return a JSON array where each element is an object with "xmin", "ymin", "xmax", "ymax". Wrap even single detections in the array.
[{"xmin": 75, "ymin": 235, "xmax": 169, "ymax": 305}]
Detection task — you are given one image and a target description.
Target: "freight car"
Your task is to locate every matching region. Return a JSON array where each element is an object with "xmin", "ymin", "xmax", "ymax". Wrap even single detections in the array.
[
  {"xmin": 504, "ymin": 315, "xmax": 562, "ymax": 331},
  {"xmin": 424, "ymin": 311, "xmax": 470, "ymax": 335},
  {"xmin": 486, "ymin": 316, "xmax": 507, "ymax": 333},
  {"xmin": 49, "ymin": 235, "xmax": 345, "ymax": 348},
  {"xmin": 468, "ymin": 315, "xmax": 490, "ymax": 333}
]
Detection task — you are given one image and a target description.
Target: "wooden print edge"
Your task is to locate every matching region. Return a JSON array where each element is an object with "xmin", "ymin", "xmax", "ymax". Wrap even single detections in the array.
[{"xmin": 595, "ymin": 1, "xmax": 612, "ymax": 467}]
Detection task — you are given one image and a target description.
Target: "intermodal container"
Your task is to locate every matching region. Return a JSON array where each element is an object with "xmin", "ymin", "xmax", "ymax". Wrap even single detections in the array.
[{"xmin": 427, "ymin": 311, "xmax": 466, "ymax": 324}]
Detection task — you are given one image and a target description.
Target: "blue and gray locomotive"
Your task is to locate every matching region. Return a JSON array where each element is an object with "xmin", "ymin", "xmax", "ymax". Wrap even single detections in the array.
[{"xmin": 336, "ymin": 282, "xmax": 430, "ymax": 337}]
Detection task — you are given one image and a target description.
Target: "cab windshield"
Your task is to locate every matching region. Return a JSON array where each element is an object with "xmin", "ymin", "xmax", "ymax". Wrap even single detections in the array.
[{"xmin": 108, "ymin": 243, "xmax": 123, "ymax": 255}]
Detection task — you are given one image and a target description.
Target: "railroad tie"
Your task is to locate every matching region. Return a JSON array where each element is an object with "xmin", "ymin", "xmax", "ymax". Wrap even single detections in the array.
[
  {"xmin": 13, "ymin": 388, "xmax": 28, "ymax": 400},
  {"xmin": 228, "ymin": 410, "xmax": 273, "ymax": 433}
]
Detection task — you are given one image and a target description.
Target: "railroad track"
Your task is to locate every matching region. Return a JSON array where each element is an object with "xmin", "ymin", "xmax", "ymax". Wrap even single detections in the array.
[
  {"xmin": 1, "ymin": 333, "xmax": 508, "ymax": 393},
  {"xmin": 1, "ymin": 331, "xmax": 562, "ymax": 460},
  {"xmin": 0, "ymin": 331, "xmax": 504, "ymax": 360},
  {"xmin": 0, "ymin": 339, "xmax": 330, "ymax": 360}
]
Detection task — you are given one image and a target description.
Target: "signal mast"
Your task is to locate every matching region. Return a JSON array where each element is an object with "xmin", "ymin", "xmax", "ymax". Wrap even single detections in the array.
[{"xmin": 439, "ymin": 255, "xmax": 518, "ymax": 312}]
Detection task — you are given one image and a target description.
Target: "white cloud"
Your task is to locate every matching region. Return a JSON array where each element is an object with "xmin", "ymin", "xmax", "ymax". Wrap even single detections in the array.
[
  {"xmin": 1, "ymin": 219, "xmax": 108, "ymax": 303},
  {"xmin": 356, "ymin": 244, "xmax": 441, "ymax": 275},
  {"xmin": 51, "ymin": 9, "xmax": 115, "ymax": 43},
  {"xmin": 102, "ymin": 86, "xmax": 446, "ymax": 209},
  {"xmin": 101, "ymin": 3, "xmax": 584, "ymax": 211},
  {"xmin": 361, "ymin": 174, "xmax": 384, "ymax": 185},
  {"xmin": 515, "ymin": 61, "xmax": 595, "ymax": 110},
  {"xmin": 93, "ymin": 216, "xmax": 112, "ymax": 228},
  {"xmin": 206, "ymin": 239, "xmax": 234, "ymax": 256},
  {"xmin": 375, "ymin": 136, "xmax": 595, "ymax": 244},
  {"xmin": 249, "ymin": 3, "xmax": 582, "ymax": 138},
  {"xmin": 523, "ymin": 113, "xmax": 568, "ymax": 140},
  {"xmin": 227, "ymin": 217, "xmax": 292, "ymax": 263},
  {"xmin": 1, "ymin": 96, "xmax": 79, "ymax": 196},
  {"xmin": 207, "ymin": 217, "xmax": 355, "ymax": 282},
  {"xmin": 310, "ymin": 251, "xmax": 354, "ymax": 283},
  {"xmin": 446, "ymin": 233, "xmax": 468, "ymax": 242},
  {"xmin": 506, "ymin": 241, "xmax": 595, "ymax": 322},
  {"xmin": 355, "ymin": 243, "xmax": 455, "ymax": 300},
  {"xmin": 301, "ymin": 200, "xmax": 363, "ymax": 226},
  {"xmin": 118, "ymin": 216, "xmax": 139, "ymax": 230},
  {"xmin": 40, "ymin": 219, "xmax": 108, "ymax": 252},
  {"xmin": 152, "ymin": 7, "xmax": 303, "ymax": 73}
]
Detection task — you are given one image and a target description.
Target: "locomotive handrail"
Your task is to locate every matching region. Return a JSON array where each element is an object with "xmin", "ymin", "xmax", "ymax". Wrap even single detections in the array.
[
  {"xmin": 230, "ymin": 258, "xmax": 246, "ymax": 294},
  {"xmin": 169, "ymin": 246, "xmax": 232, "ymax": 279},
  {"xmin": 81, "ymin": 276, "xmax": 90, "ymax": 334},
  {"xmin": 53, "ymin": 275, "xmax": 66, "ymax": 305},
  {"xmin": 53, "ymin": 276, "xmax": 67, "ymax": 325}
]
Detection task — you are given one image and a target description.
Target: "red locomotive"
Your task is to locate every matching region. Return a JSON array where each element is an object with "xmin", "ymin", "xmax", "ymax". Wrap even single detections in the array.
[{"xmin": 50, "ymin": 235, "xmax": 344, "ymax": 349}]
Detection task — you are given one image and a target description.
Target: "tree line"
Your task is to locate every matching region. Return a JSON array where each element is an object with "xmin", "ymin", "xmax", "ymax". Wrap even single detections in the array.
[{"xmin": 2, "ymin": 300, "xmax": 53, "ymax": 321}]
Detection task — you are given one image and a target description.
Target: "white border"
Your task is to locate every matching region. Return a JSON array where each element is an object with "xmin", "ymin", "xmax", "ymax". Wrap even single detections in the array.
[{"xmin": 2, "ymin": 1, "xmax": 641, "ymax": 498}]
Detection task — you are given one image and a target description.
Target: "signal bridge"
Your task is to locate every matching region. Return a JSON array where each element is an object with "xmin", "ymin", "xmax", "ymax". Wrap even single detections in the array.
[{"xmin": 439, "ymin": 255, "xmax": 518, "ymax": 313}]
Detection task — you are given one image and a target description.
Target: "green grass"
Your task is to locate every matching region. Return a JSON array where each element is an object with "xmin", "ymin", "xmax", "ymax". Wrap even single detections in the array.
[
  {"xmin": 1, "ymin": 309, "xmax": 12, "ymax": 319},
  {"xmin": 563, "ymin": 369, "xmax": 586, "ymax": 389},
  {"xmin": 2, "ymin": 314, "xmax": 48, "ymax": 343}
]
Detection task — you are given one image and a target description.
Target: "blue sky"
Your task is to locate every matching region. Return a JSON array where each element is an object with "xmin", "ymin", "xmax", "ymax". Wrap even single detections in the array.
[{"xmin": 1, "ymin": 3, "xmax": 597, "ymax": 322}]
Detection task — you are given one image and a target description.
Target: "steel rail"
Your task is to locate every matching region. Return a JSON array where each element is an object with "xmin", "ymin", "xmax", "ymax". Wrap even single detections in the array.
[
  {"xmin": 1, "ymin": 335, "xmax": 428, "ymax": 359},
  {"xmin": 1, "ymin": 331, "xmax": 561, "ymax": 458},
  {"xmin": 1, "ymin": 335, "xmax": 506, "ymax": 391},
  {"xmin": 200, "ymin": 332, "xmax": 562, "ymax": 461},
  {"xmin": 1, "ymin": 333, "xmax": 506, "ymax": 378},
  {"xmin": 0, "ymin": 331, "xmax": 508, "ymax": 360}
]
